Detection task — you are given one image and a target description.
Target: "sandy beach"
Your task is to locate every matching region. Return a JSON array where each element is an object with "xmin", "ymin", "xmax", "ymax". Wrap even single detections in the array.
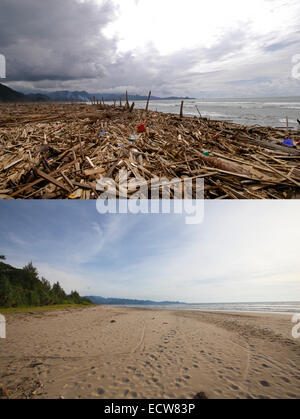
[{"xmin": 0, "ymin": 306, "xmax": 299, "ymax": 399}]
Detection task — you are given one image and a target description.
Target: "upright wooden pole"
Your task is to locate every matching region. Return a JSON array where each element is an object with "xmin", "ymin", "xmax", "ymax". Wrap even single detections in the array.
[
  {"xmin": 180, "ymin": 101, "xmax": 184, "ymax": 118},
  {"xmin": 126, "ymin": 91, "xmax": 129, "ymax": 109},
  {"xmin": 146, "ymin": 91, "xmax": 151, "ymax": 112},
  {"xmin": 129, "ymin": 102, "xmax": 135, "ymax": 113}
]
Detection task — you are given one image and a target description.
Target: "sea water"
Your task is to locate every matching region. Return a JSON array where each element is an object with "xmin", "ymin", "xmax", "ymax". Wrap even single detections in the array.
[{"xmin": 132, "ymin": 97, "xmax": 300, "ymax": 129}]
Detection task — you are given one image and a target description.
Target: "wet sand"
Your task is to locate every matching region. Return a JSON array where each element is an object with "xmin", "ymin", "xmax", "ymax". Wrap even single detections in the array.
[{"xmin": 0, "ymin": 306, "xmax": 299, "ymax": 399}]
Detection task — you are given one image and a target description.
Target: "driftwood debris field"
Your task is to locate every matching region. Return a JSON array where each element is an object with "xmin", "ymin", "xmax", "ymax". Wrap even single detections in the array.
[{"xmin": 0, "ymin": 102, "xmax": 300, "ymax": 199}]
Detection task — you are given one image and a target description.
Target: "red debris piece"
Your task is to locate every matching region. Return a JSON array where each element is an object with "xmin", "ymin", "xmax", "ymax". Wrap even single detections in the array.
[{"xmin": 137, "ymin": 123, "xmax": 146, "ymax": 133}]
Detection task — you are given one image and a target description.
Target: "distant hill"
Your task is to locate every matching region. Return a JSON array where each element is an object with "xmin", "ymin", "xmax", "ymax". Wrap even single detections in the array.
[
  {"xmin": 0, "ymin": 83, "xmax": 194, "ymax": 103},
  {"xmin": 26, "ymin": 93, "xmax": 51, "ymax": 102},
  {"xmin": 0, "ymin": 83, "xmax": 26, "ymax": 102},
  {"xmin": 0, "ymin": 83, "xmax": 49, "ymax": 102},
  {"xmin": 86, "ymin": 296, "xmax": 184, "ymax": 306}
]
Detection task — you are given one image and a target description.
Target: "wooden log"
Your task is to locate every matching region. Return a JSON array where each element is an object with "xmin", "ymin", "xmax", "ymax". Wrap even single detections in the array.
[
  {"xmin": 2, "ymin": 158, "xmax": 23, "ymax": 172},
  {"xmin": 84, "ymin": 167, "xmax": 106, "ymax": 177},
  {"xmin": 61, "ymin": 172, "xmax": 74, "ymax": 189}
]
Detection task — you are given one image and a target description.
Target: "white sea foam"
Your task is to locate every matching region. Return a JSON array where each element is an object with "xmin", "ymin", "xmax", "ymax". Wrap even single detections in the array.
[{"xmin": 124, "ymin": 301, "xmax": 300, "ymax": 314}]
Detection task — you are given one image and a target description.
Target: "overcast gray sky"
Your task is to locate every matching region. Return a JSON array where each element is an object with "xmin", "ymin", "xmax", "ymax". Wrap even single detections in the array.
[{"xmin": 1, "ymin": 0, "xmax": 300, "ymax": 97}]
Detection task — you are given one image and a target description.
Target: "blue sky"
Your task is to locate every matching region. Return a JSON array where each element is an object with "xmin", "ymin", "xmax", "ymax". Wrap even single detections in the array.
[{"xmin": 0, "ymin": 201, "xmax": 299, "ymax": 303}]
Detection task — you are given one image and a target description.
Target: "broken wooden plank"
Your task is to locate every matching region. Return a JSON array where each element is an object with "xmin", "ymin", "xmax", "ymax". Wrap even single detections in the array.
[{"xmin": 34, "ymin": 169, "xmax": 71, "ymax": 192}]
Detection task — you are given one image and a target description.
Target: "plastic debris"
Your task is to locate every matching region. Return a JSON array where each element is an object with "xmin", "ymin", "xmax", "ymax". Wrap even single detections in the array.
[
  {"xmin": 283, "ymin": 139, "xmax": 294, "ymax": 147},
  {"xmin": 137, "ymin": 123, "xmax": 146, "ymax": 133}
]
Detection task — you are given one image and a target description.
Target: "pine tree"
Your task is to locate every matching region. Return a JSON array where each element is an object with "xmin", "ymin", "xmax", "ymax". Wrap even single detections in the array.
[
  {"xmin": 70, "ymin": 291, "xmax": 81, "ymax": 304},
  {"xmin": 23, "ymin": 262, "xmax": 40, "ymax": 290},
  {"xmin": 51, "ymin": 282, "xmax": 66, "ymax": 304}
]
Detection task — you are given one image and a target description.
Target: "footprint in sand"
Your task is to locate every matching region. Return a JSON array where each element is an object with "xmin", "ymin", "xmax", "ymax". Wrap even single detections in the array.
[
  {"xmin": 97, "ymin": 388, "xmax": 105, "ymax": 395},
  {"xmin": 286, "ymin": 393, "xmax": 297, "ymax": 398},
  {"xmin": 260, "ymin": 381, "xmax": 270, "ymax": 388}
]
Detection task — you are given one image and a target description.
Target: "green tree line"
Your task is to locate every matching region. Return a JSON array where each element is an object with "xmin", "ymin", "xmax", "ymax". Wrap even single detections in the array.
[{"xmin": 0, "ymin": 258, "xmax": 91, "ymax": 308}]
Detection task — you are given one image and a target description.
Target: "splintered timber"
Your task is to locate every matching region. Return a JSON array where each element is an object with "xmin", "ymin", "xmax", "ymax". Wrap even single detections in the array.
[{"xmin": 0, "ymin": 102, "xmax": 300, "ymax": 199}]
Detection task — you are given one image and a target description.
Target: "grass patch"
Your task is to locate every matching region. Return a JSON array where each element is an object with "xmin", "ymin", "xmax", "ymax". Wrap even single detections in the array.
[{"xmin": 0, "ymin": 304, "xmax": 95, "ymax": 315}]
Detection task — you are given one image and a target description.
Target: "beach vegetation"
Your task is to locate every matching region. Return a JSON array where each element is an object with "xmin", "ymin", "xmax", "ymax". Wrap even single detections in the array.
[{"xmin": 0, "ymin": 259, "xmax": 92, "ymax": 308}]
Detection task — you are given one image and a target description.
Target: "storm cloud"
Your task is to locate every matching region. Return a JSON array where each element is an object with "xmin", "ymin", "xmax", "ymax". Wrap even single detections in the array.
[
  {"xmin": 0, "ymin": 0, "xmax": 117, "ymax": 82},
  {"xmin": 1, "ymin": 0, "xmax": 300, "ymax": 97}
]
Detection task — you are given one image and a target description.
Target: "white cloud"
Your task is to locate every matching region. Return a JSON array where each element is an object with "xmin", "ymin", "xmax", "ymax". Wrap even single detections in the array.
[{"xmin": 105, "ymin": 0, "xmax": 300, "ymax": 55}]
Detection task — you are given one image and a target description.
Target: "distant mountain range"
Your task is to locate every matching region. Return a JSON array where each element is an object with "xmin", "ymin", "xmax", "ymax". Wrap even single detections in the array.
[
  {"xmin": 86, "ymin": 296, "xmax": 184, "ymax": 306},
  {"xmin": 0, "ymin": 83, "xmax": 194, "ymax": 103}
]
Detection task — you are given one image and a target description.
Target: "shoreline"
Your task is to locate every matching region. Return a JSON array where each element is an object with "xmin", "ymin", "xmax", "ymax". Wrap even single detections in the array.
[
  {"xmin": 2, "ymin": 303, "xmax": 297, "ymax": 317},
  {"xmin": 1, "ymin": 305, "xmax": 299, "ymax": 399},
  {"xmin": 104, "ymin": 305, "xmax": 299, "ymax": 316}
]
